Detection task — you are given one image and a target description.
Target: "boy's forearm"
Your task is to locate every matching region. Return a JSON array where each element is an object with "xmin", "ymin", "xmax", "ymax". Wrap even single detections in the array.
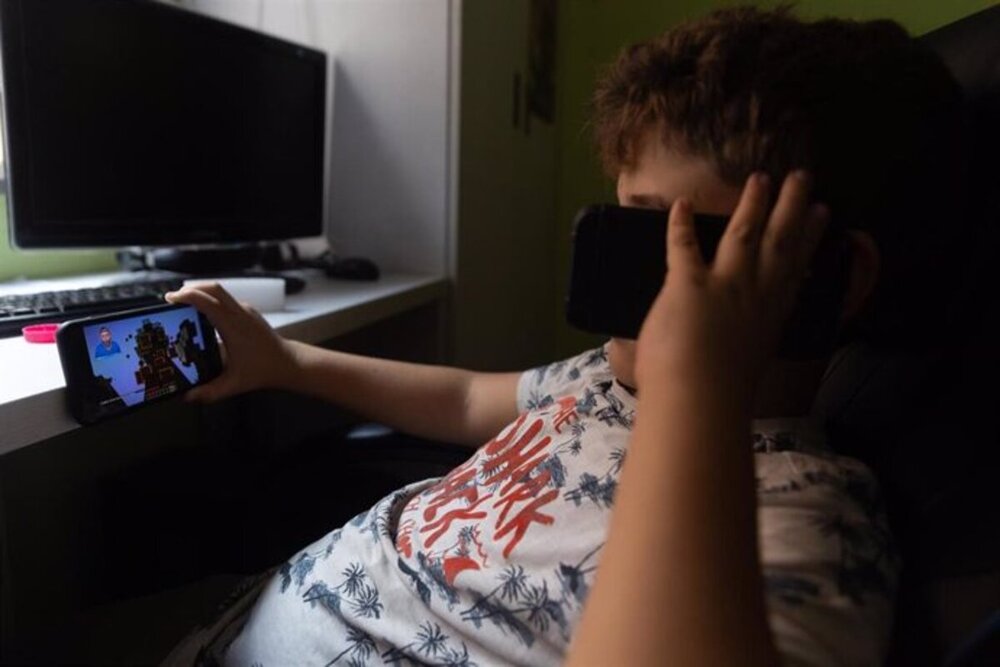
[
  {"xmin": 568, "ymin": 378, "xmax": 777, "ymax": 667},
  {"xmin": 276, "ymin": 340, "xmax": 518, "ymax": 448}
]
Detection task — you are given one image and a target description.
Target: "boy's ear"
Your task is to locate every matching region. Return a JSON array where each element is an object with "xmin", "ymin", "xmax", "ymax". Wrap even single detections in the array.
[{"xmin": 839, "ymin": 230, "xmax": 880, "ymax": 324}]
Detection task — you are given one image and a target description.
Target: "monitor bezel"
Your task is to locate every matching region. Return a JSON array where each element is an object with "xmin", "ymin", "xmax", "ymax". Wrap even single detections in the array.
[{"xmin": 0, "ymin": 0, "xmax": 329, "ymax": 249}]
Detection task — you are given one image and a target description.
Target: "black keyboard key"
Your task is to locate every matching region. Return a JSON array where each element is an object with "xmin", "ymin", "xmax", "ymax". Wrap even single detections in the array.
[
  {"xmin": 110, "ymin": 296, "xmax": 162, "ymax": 310},
  {"xmin": 62, "ymin": 301, "xmax": 100, "ymax": 312}
]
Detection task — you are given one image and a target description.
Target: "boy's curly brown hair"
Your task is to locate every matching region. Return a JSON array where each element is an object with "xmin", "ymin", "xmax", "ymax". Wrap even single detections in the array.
[{"xmin": 593, "ymin": 6, "xmax": 967, "ymax": 348}]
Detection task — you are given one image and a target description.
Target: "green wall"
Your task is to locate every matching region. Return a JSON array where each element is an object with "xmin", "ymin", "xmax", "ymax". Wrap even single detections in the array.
[
  {"xmin": 552, "ymin": 0, "xmax": 997, "ymax": 357},
  {"xmin": 0, "ymin": 195, "xmax": 118, "ymax": 281}
]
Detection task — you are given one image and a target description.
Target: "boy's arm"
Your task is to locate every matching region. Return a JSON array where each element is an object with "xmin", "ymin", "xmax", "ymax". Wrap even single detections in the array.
[
  {"xmin": 571, "ymin": 365, "xmax": 769, "ymax": 666},
  {"xmin": 283, "ymin": 341, "xmax": 520, "ymax": 447},
  {"xmin": 566, "ymin": 173, "xmax": 827, "ymax": 666},
  {"xmin": 166, "ymin": 285, "xmax": 520, "ymax": 448}
]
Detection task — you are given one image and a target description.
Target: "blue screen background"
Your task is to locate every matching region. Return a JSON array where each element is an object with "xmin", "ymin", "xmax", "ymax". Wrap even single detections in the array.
[{"xmin": 84, "ymin": 306, "xmax": 204, "ymax": 406}]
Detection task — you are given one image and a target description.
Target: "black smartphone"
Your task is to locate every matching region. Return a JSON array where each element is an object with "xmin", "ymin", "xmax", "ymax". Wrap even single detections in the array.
[
  {"xmin": 566, "ymin": 204, "xmax": 850, "ymax": 360},
  {"xmin": 56, "ymin": 302, "xmax": 223, "ymax": 424}
]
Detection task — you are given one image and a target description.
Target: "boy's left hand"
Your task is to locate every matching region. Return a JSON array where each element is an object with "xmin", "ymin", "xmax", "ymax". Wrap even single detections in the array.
[{"xmin": 635, "ymin": 170, "xmax": 830, "ymax": 401}]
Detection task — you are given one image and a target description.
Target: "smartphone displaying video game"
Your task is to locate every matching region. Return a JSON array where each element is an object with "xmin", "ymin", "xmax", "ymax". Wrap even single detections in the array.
[
  {"xmin": 56, "ymin": 302, "xmax": 222, "ymax": 424},
  {"xmin": 566, "ymin": 204, "xmax": 849, "ymax": 359}
]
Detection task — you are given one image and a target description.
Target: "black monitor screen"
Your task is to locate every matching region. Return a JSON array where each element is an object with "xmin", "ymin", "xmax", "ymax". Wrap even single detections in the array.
[{"xmin": 0, "ymin": 0, "xmax": 326, "ymax": 248}]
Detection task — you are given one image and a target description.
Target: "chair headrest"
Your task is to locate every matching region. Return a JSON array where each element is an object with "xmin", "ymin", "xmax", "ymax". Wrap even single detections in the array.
[
  {"xmin": 921, "ymin": 5, "xmax": 1000, "ymax": 103},
  {"xmin": 813, "ymin": 6, "xmax": 1000, "ymax": 579},
  {"xmin": 921, "ymin": 5, "xmax": 1000, "ymax": 224}
]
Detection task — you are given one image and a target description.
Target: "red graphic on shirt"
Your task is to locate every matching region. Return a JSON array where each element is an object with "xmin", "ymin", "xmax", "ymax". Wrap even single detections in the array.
[
  {"xmin": 422, "ymin": 461, "xmax": 479, "ymax": 522},
  {"xmin": 409, "ymin": 408, "xmax": 566, "ymax": 578},
  {"xmin": 552, "ymin": 395, "xmax": 579, "ymax": 433},
  {"xmin": 493, "ymin": 485, "xmax": 559, "ymax": 558},
  {"xmin": 396, "ymin": 517, "xmax": 416, "ymax": 558},
  {"xmin": 481, "ymin": 417, "xmax": 550, "ymax": 491},
  {"xmin": 421, "ymin": 495, "xmax": 491, "ymax": 548},
  {"xmin": 441, "ymin": 526, "xmax": 490, "ymax": 583},
  {"xmin": 443, "ymin": 554, "xmax": 481, "ymax": 583}
]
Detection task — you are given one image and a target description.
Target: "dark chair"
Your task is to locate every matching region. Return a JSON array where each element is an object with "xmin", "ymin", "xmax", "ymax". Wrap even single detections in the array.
[{"xmin": 811, "ymin": 6, "xmax": 1000, "ymax": 665}]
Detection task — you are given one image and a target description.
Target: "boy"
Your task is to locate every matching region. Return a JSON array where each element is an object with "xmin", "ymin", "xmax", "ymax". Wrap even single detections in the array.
[{"xmin": 166, "ymin": 6, "xmax": 961, "ymax": 665}]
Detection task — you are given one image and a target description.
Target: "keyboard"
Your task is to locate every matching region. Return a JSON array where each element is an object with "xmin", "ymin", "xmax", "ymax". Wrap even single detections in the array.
[
  {"xmin": 0, "ymin": 277, "xmax": 184, "ymax": 339},
  {"xmin": 0, "ymin": 271, "xmax": 308, "ymax": 339}
]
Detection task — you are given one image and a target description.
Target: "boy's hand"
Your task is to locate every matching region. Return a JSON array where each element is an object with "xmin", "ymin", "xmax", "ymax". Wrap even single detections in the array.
[
  {"xmin": 165, "ymin": 284, "xmax": 300, "ymax": 402},
  {"xmin": 635, "ymin": 171, "xmax": 830, "ymax": 401}
]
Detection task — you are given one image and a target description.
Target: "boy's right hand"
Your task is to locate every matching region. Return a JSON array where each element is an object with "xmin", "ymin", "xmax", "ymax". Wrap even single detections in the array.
[{"xmin": 165, "ymin": 283, "xmax": 300, "ymax": 403}]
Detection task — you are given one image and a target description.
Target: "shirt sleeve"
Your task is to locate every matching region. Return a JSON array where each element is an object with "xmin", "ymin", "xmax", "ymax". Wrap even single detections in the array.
[
  {"xmin": 516, "ymin": 344, "xmax": 611, "ymax": 413},
  {"xmin": 755, "ymin": 451, "xmax": 899, "ymax": 666}
]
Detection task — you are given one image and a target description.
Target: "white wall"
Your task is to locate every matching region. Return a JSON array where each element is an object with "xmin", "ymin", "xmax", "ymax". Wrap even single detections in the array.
[
  {"xmin": 190, "ymin": 0, "xmax": 452, "ymax": 275},
  {"xmin": 189, "ymin": 0, "xmax": 559, "ymax": 370}
]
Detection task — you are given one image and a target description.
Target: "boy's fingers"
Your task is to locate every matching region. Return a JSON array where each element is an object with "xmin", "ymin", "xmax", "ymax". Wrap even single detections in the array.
[
  {"xmin": 666, "ymin": 198, "xmax": 704, "ymax": 276},
  {"xmin": 797, "ymin": 203, "xmax": 832, "ymax": 273},
  {"xmin": 165, "ymin": 287, "xmax": 221, "ymax": 313},
  {"xmin": 715, "ymin": 172, "xmax": 770, "ymax": 278},
  {"xmin": 174, "ymin": 281, "xmax": 241, "ymax": 312},
  {"xmin": 185, "ymin": 341, "xmax": 231, "ymax": 403},
  {"xmin": 165, "ymin": 288, "xmax": 235, "ymax": 336},
  {"xmin": 169, "ymin": 291, "xmax": 244, "ymax": 405},
  {"xmin": 184, "ymin": 386, "xmax": 207, "ymax": 403},
  {"xmin": 760, "ymin": 171, "xmax": 812, "ymax": 280},
  {"xmin": 185, "ymin": 373, "xmax": 237, "ymax": 403},
  {"xmin": 190, "ymin": 282, "xmax": 243, "ymax": 311}
]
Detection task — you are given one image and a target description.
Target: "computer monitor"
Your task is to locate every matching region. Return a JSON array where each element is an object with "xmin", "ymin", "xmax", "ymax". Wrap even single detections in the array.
[{"xmin": 0, "ymin": 0, "xmax": 327, "ymax": 252}]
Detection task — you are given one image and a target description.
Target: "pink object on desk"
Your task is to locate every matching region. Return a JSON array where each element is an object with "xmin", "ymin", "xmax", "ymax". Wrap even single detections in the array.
[{"xmin": 22, "ymin": 323, "xmax": 59, "ymax": 344}]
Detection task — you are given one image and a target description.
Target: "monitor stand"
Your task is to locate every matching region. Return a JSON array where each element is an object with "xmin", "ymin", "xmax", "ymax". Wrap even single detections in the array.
[
  {"xmin": 116, "ymin": 245, "xmax": 306, "ymax": 294},
  {"xmin": 140, "ymin": 245, "xmax": 263, "ymax": 274}
]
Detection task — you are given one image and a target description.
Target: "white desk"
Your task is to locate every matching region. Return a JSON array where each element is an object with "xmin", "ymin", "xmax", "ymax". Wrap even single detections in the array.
[{"xmin": 0, "ymin": 271, "xmax": 447, "ymax": 455}]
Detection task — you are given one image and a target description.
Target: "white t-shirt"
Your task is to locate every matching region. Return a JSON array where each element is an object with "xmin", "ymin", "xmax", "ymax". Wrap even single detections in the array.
[{"xmin": 170, "ymin": 345, "xmax": 897, "ymax": 666}]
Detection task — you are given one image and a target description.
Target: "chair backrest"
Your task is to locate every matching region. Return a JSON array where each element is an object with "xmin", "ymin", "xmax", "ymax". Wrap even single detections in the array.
[
  {"xmin": 813, "ymin": 3, "xmax": 1000, "ymax": 579},
  {"xmin": 811, "ymin": 6, "xmax": 1000, "ymax": 663}
]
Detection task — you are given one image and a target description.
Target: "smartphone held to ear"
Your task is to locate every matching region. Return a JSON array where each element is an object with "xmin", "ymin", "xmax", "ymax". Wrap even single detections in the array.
[
  {"xmin": 566, "ymin": 204, "xmax": 850, "ymax": 360},
  {"xmin": 57, "ymin": 303, "xmax": 223, "ymax": 424}
]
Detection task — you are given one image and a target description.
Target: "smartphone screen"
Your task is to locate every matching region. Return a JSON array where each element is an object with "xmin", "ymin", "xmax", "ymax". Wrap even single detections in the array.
[{"xmin": 59, "ymin": 303, "xmax": 221, "ymax": 422}]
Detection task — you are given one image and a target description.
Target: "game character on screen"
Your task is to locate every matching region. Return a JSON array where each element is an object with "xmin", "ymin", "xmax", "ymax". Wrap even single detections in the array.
[
  {"xmin": 93, "ymin": 326, "xmax": 121, "ymax": 358},
  {"xmin": 133, "ymin": 318, "xmax": 186, "ymax": 400}
]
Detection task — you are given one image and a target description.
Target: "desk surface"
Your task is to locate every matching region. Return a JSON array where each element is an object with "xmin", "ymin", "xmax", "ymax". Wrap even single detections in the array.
[{"xmin": 0, "ymin": 271, "xmax": 447, "ymax": 455}]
